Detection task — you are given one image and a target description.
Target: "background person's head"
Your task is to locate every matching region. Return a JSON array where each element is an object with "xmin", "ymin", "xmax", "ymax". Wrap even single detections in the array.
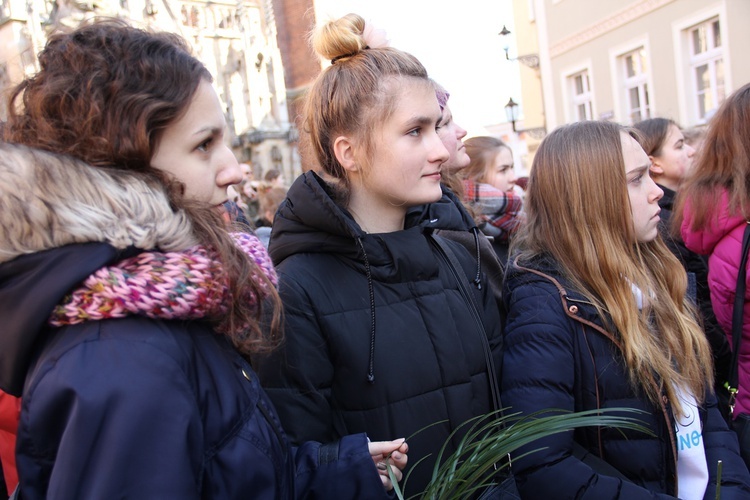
[
  {"xmin": 303, "ymin": 13, "xmax": 448, "ymax": 219},
  {"xmin": 258, "ymin": 186, "xmax": 288, "ymax": 225},
  {"xmin": 681, "ymin": 126, "xmax": 706, "ymax": 153},
  {"xmin": 462, "ymin": 136, "xmax": 515, "ymax": 192},
  {"xmin": 263, "ymin": 168, "xmax": 285, "ymax": 187},
  {"xmin": 633, "ymin": 118, "xmax": 694, "ymax": 192},
  {"xmin": 675, "ymin": 82, "xmax": 750, "ymax": 231},
  {"xmin": 433, "ymin": 81, "xmax": 469, "ymax": 172}
]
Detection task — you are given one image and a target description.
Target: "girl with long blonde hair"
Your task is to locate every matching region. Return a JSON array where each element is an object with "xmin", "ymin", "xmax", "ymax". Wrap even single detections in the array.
[{"xmin": 502, "ymin": 120, "xmax": 749, "ymax": 498}]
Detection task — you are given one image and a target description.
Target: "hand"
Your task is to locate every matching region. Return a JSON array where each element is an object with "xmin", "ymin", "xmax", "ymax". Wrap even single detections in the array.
[{"xmin": 368, "ymin": 438, "xmax": 408, "ymax": 491}]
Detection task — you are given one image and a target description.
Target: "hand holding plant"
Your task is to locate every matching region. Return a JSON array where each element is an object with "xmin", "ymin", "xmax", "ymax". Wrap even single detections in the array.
[{"xmin": 368, "ymin": 438, "xmax": 409, "ymax": 491}]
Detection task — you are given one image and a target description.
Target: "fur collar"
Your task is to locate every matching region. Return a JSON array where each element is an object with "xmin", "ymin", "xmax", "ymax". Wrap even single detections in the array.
[{"xmin": 0, "ymin": 143, "xmax": 197, "ymax": 264}]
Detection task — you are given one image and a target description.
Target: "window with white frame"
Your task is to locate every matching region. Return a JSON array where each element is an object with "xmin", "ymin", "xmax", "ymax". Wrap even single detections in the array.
[
  {"xmin": 688, "ymin": 18, "xmax": 724, "ymax": 120},
  {"xmin": 569, "ymin": 71, "xmax": 593, "ymax": 121},
  {"xmin": 620, "ymin": 48, "xmax": 650, "ymax": 124}
]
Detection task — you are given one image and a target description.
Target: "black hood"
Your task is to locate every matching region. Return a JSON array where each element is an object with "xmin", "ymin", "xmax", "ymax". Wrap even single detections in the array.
[
  {"xmin": 268, "ymin": 170, "xmax": 477, "ymax": 269},
  {"xmin": 0, "ymin": 243, "xmax": 138, "ymax": 396},
  {"xmin": 657, "ymin": 184, "xmax": 676, "ymax": 212}
]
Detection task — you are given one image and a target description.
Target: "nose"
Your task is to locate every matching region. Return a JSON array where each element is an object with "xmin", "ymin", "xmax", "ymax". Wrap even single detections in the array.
[
  {"xmin": 650, "ymin": 177, "xmax": 664, "ymax": 202},
  {"xmin": 686, "ymin": 143, "xmax": 696, "ymax": 158},
  {"xmin": 456, "ymin": 123, "xmax": 467, "ymax": 141},
  {"xmin": 430, "ymin": 131, "xmax": 450, "ymax": 164},
  {"xmin": 217, "ymin": 145, "xmax": 243, "ymax": 188}
]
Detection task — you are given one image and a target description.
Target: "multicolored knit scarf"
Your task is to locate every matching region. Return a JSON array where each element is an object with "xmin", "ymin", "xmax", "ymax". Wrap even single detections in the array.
[{"xmin": 49, "ymin": 232, "xmax": 277, "ymax": 329}]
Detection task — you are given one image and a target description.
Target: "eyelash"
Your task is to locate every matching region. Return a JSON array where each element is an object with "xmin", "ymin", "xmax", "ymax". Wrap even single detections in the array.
[{"xmin": 197, "ymin": 138, "xmax": 213, "ymax": 152}]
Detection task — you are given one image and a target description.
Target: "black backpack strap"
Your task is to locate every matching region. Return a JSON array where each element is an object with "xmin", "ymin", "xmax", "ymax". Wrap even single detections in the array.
[{"xmin": 728, "ymin": 222, "xmax": 750, "ymax": 415}]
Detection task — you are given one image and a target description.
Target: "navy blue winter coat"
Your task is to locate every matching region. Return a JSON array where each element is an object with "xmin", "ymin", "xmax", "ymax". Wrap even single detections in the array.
[
  {"xmin": 502, "ymin": 256, "xmax": 750, "ymax": 499},
  {"xmin": 1, "ymin": 244, "xmax": 391, "ymax": 500},
  {"xmin": 0, "ymin": 144, "xmax": 390, "ymax": 500}
]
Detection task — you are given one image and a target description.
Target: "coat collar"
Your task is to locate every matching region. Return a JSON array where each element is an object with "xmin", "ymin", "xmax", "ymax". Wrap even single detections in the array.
[
  {"xmin": 269, "ymin": 171, "xmax": 476, "ymax": 283},
  {"xmin": 0, "ymin": 143, "xmax": 196, "ymax": 265}
]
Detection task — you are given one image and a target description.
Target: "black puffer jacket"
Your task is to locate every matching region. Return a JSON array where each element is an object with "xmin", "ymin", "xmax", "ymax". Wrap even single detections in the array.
[
  {"xmin": 256, "ymin": 171, "xmax": 503, "ymax": 495},
  {"xmin": 502, "ymin": 255, "xmax": 750, "ymax": 499}
]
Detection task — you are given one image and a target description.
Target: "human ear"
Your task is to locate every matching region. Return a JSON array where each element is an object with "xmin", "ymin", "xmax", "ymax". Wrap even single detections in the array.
[
  {"xmin": 333, "ymin": 136, "xmax": 358, "ymax": 173},
  {"xmin": 649, "ymin": 155, "xmax": 664, "ymax": 176}
]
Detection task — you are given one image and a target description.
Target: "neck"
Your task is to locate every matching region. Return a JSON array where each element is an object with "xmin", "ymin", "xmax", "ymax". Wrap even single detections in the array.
[
  {"xmin": 655, "ymin": 177, "xmax": 679, "ymax": 192},
  {"xmin": 347, "ymin": 189, "xmax": 406, "ymax": 233}
]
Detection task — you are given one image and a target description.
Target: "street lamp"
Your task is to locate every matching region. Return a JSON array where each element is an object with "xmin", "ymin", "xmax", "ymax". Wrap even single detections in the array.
[
  {"xmin": 504, "ymin": 97, "xmax": 519, "ymax": 132},
  {"xmin": 498, "ymin": 25, "xmax": 512, "ymax": 60},
  {"xmin": 498, "ymin": 25, "xmax": 540, "ymax": 68}
]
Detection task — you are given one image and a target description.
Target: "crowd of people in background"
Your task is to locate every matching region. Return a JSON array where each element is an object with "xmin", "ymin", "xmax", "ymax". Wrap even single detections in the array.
[{"xmin": 2, "ymin": 11, "xmax": 750, "ymax": 500}]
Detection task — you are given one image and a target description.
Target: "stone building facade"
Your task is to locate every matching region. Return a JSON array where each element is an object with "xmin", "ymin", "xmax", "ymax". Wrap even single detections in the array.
[{"xmin": 0, "ymin": 0, "xmax": 301, "ymax": 180}]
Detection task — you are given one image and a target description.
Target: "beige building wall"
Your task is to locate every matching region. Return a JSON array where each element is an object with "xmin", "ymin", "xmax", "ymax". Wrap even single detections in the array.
[
  {"xmin": 526, "ymin": 0, "xmax": 750, "ymax": 130},
  {"xmin": 511, "ymin": 0, "xmax": 546, "ymax": 169}
]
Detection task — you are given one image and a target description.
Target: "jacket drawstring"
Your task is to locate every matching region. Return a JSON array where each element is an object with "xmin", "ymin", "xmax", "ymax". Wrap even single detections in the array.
[
  {"xmin": 357, "ymin": 237, "xmax": 377, "ymax": 384},
  {"xmin": 471, "ymin": 227, "xmax": 482, "ymax": 290}
]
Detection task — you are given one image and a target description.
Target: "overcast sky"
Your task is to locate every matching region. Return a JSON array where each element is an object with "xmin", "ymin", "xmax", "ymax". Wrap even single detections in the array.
[{"xmin": 313, "ymin": 0, "xmax": 523, "ymax": 137}]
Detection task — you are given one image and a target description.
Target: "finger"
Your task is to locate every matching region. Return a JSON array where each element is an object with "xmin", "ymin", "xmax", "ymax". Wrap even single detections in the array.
[
  {"xmin": 387, "ymin": 464, "xmax": 403, "ymax": 483},
  {"xmin": 368, "ymin": 438, "xmax": 406, "ymax": 457},
  {"xmin": 377, "ymin": 460, "xmax": 403, "ymax": 484},
  {"xmin": 379, "ymin": 474, "xmax": 393, "ymax": 491},
  {"xmin": 389, "ymin": 451, "xmax": 408, "ymax": 468}
]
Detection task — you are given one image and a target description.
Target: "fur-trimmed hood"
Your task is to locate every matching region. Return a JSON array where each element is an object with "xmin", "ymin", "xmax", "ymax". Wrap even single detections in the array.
[
  {"xmin": 0, "ymin": 143, "xmax": 199, "ymax": 395},
  {"xmin": 0, "ymin": 142, "xmax": 196, "ymax": 264}
]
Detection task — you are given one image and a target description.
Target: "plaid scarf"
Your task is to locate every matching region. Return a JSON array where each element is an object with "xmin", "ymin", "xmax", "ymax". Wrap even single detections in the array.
[{"xmin": 463, "ymin": 179, "xmax": 524, "ymax": 243}]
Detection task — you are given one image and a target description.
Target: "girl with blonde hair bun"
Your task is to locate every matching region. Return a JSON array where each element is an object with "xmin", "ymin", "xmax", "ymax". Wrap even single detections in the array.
[
  {"xmin": 255, "ymin": 13, "xmax": 503, "ymax": 495},
  {"xmin": 502, "ymin": 120, "xmax": 749, "ymax": 498}
]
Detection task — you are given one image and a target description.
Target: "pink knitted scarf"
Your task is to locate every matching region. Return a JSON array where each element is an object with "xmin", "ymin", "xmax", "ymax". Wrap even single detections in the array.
[{"xmin": 49, "ymin": 232, "xmax": 277, "ymax": 330}]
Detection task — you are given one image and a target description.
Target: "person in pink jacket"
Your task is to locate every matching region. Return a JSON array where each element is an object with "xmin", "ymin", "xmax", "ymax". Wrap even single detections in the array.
[{"xmin": 677, "ymin": 82, "xmax": 750, "ymax": 468}]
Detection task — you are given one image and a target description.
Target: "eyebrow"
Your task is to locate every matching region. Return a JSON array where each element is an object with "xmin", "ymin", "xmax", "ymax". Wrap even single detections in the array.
[
  {"xmin": 409, "ymin": 115, "xmax": 437, "ymax": 127},
  {"xmin": 192, "ymin": 126, "xmax": 223, "ymax": 137},
  {"xmin": 626, "ymin": 164, "xmax": 650, "ymax": 177}
]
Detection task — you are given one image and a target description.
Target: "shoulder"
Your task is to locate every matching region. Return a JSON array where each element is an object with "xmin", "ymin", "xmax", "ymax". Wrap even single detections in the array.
[
  {"xmin": 502, "ymin": 258, "xmax": 585, "ymax": 341},
  {"xmin": 504, "ymin": 257, "xmax": 566, "ymax": 304},
  {"xmin": 276, "ymin": 252, "xmax": 352, "ymax": 290},
  {"xmin": 25, "ymin": 318, "xmax": 221, "ymax": 398}
]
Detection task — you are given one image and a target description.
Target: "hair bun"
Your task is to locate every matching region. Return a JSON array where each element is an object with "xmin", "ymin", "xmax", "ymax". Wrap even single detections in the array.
[{"xmin": 311, "ymin": 13, "xmax": 366, "ymax": 62}]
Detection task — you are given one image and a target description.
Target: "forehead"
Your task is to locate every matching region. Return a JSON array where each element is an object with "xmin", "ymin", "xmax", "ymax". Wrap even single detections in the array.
[
  {"xmin": 665, "ymin": 123, "xmax": 683, "ymax": 141},
  {"xmin": 173, "ymin": 80, "xmax": 225, "ymax": 129},
  {"xmin": 382, "ymin": 78, "xmax": 439, "ymax": 120},
  {"xmin": 492, "ymin": 147, "xmax": 513, "ymax": 165},
  {"xmin": 621, "ymin": 132, "xmax": 649, "ymax": 170}
]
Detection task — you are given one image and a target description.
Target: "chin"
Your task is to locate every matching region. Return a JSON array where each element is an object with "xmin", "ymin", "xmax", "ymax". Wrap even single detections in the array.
[{"xmin": 410, "ymin": 190, "xmax": 443, "ymax": 207}]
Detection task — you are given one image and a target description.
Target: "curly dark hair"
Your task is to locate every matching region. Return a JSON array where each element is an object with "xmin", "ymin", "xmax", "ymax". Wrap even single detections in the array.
[{"xmin": 3, "ymin": 20, "xmax": 282, "ymax": 355}]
